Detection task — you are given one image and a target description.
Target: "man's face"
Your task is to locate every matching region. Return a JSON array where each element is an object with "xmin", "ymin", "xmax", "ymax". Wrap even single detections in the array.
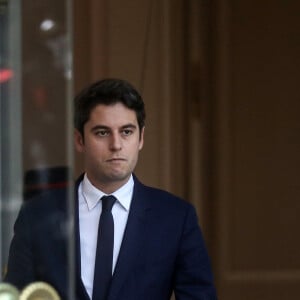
[{"xmin": 75, "ymin": 103, "xmax": 144, "ymax": 193}]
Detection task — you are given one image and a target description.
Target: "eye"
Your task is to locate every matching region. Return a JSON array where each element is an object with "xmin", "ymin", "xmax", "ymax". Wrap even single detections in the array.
[
  {"xmin": 95, "ymin": 129, "xmax": 109, "ymax": 137},
  {"xmin": 122, "ymin": 129, "xmax": 133, "ymax": 136}
]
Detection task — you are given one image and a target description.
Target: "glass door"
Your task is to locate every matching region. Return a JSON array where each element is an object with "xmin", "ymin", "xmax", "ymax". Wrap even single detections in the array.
[{"xmin": 0, "ymin": 0, "xmax": 74, "ymax": 298}]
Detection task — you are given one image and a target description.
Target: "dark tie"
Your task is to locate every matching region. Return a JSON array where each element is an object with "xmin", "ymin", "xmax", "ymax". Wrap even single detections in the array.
[{"xmin": 92, "ymin": 195, "xmax": 116, "ymax": 300}]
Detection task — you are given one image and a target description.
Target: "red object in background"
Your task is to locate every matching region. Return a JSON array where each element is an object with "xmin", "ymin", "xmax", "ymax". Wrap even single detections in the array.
[{"xmin": 0, "ymin": 68, "xmax": 13, "ymax": 83}]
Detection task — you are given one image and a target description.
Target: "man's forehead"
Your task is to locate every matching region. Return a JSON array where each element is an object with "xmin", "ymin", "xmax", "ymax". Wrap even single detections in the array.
[{"xmin": 87, "ymin": 103, "xmax": 138, "ymax": 126}]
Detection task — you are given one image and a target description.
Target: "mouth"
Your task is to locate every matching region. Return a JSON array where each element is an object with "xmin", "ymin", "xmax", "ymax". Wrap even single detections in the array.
[{"xmin": 106, "ymin": 158, "xmax": 126, "ymax": 163}]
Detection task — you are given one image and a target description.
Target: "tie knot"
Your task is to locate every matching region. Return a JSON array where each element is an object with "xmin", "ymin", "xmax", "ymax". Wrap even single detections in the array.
[{"xmin": 101, "ymin": 195, "xmax": 116, "ymax": 211}]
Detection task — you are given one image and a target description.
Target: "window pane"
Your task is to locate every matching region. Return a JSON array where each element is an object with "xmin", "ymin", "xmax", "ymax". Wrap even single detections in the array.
[{"xmin": 0, "ymin": 0, "xmax": 74, "ymax": 298}]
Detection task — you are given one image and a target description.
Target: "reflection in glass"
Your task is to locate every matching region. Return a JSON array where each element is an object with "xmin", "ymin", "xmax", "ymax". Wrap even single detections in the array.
[
  {"xmin": 1, "ymin": 0, "xmax": 74, "ymax": 298},
  {"xmin": 0, "ymin": 0, "xmax": 22, "ymax": 280}
]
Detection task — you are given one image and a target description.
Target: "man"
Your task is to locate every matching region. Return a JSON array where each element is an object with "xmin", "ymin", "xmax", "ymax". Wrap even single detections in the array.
[{"xmin": 5, "ymin": 79, "xmax": 217, "ymax": 299}]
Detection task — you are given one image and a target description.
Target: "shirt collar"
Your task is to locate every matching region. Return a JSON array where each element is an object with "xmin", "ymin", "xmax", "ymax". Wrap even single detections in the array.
[{"xmin": 82, "ymin": 173, "xmax": 134, "ymax": 211}]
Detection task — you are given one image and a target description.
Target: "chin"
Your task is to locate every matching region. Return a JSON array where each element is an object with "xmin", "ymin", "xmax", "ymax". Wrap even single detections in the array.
[{"xmin": 109, "ymin": 172, "xmax": 130, "ymax": 182}]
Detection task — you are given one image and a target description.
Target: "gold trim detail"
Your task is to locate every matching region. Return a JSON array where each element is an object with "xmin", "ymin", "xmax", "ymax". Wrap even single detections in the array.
[{"xmin": 20, "ymin": 282, "xmax": 60, "ymax": 300}]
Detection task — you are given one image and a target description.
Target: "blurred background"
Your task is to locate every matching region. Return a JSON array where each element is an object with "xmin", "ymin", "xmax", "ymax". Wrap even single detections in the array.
[{"xmin": 1, "ymin": 0, "xmax": 300, "ymax": 299}]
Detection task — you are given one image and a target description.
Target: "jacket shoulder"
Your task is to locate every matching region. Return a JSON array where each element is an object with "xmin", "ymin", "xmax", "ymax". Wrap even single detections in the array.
[
  {"xmin": 18, "ymin": 188, "xmax": 67, "ymax": 220},
  {"xmin": 133, "ymin": 176, "xmax": 194, "ymax": 212}
]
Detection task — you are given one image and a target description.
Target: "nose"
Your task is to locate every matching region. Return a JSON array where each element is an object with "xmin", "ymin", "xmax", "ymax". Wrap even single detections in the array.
[{"xmin": 110, "ymin": 133, "xmax": 122, "ymax": 151}]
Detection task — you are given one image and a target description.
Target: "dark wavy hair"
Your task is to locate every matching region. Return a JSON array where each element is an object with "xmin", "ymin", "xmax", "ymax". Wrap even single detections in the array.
[{"xmin": 74, "ymin": 78, "xmax": 146, "ymax": 137}]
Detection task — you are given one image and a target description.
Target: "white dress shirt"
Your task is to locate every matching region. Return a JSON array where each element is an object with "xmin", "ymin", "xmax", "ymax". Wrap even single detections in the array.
[{"xmin": 78, "ymin": 173, "xmax": 133, "ymax": 298}]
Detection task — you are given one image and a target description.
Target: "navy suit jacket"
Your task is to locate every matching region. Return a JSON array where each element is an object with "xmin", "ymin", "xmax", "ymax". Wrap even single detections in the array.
[{"xmin": 5, "ymin": 175, "xmax": 217, "ymax": 299}]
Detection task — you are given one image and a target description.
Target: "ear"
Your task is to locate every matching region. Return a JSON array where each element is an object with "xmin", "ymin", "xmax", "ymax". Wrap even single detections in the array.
[
  {"xmin": 74, "ymin": 129, "xmax": 84, "ymax": 153},
  {"xmin": 138, "ymin": 127, "xmax": 145, "ymax": 150}
]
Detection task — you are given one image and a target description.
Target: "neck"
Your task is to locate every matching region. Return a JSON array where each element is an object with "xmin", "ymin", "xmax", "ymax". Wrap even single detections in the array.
[{"xmin": 86, "ymin": 174, "xmax": 131, "ymax": 194}]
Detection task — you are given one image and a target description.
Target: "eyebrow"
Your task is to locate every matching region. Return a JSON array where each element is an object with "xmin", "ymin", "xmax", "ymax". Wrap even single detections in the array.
[{"xmin": 90, "ymin": 123, "xmax": 137, "ymax": 132}]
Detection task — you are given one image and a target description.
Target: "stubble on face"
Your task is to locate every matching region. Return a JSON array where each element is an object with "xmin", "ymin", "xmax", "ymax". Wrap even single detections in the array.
[{"xmin": 75, "ymin": 103, "xmax": 144, "ymax": 193}]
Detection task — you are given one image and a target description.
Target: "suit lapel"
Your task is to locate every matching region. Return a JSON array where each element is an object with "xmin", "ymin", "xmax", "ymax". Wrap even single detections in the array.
[
  {"xmin": 107, "ymin": 178, "xmax": 151, "ymax": 300},
  {"xmin": 74, "ymin": 174, "xmax": 151, "ymax": 300}
]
